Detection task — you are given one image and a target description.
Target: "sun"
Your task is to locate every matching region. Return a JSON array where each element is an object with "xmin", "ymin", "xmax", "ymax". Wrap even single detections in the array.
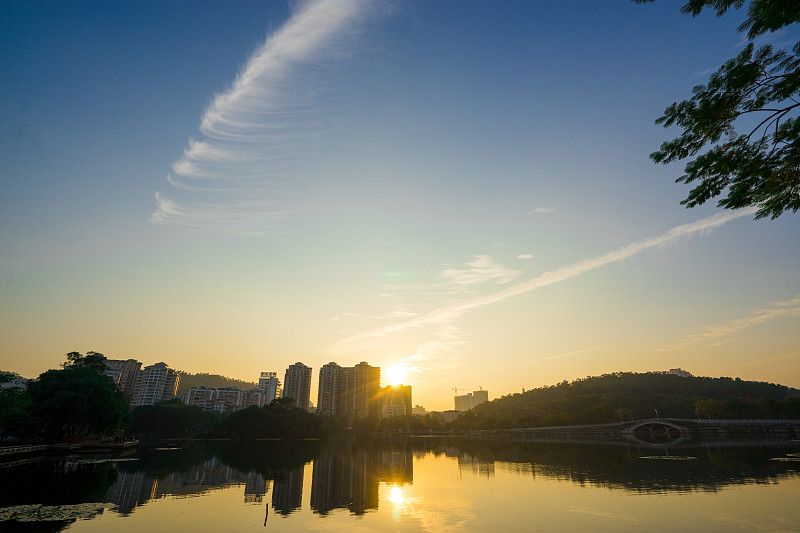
[{"xmin": 385, "ymin": 365, "xmax": 407, "ymax": 386}]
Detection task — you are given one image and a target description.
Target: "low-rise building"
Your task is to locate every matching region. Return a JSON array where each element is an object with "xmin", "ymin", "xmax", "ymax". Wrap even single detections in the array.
[
  {"xmin": 430, "ymin": 410, "xmax": 462, "ymax": 424},
  {"xmin": 182, "ymin": 385, "xmax": 266, "ymax": 413},
  {"xmin": 378, "ymin": 385, "xmax": 412, "ymax": 419},
  {"xmin": 0, "ymin": 374, "xmax": 33, "ymax": 389}
]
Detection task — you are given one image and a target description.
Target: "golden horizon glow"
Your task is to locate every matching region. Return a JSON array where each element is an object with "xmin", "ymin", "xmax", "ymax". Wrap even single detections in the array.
[{"xmin": 385, "ymin": 365, "xmax": 408, "ymax": 387}]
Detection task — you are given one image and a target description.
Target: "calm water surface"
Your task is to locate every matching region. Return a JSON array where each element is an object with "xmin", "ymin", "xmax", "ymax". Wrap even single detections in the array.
[{"xmin": 2, "ymin": 438, "xmax": 799, "ymax": 532}]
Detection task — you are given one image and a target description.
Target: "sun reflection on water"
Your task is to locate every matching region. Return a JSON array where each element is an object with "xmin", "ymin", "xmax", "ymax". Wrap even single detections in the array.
[{"xmin": 388, "ymin": 485, "xmax": 405, "ymax": 505}]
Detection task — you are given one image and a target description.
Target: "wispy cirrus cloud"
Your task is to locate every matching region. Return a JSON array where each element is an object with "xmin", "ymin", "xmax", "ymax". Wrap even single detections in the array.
[
  {"xmin": 326, "ymin": 208, "xmax": 756, "ymax": 355},
  {"xmin": 537, "ymin": 345, "xmax": 611, "ymax": 362},
  {"xmin": 529, "ymin": 206, "xmax": 556, "ymax": 215},
  {"xmin": 441, "ymin": 255, "xmax": 521, "ymax": 286},
  {"xmin": 152, "ymin": 0, "xmax": 382, "ymax": 234},
  {"xmin": 0, "ymin": 259, "xmax": 28, "ymax": 270},
  {"xmin": 399, "ymin": 323, "xmax": 467, "ymax": 374},
  {"xmin": 668, "ymin": 294, "xmax": 800, "ymax": 349}
]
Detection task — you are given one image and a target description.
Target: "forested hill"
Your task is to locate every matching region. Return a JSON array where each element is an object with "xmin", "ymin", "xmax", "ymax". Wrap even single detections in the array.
[
  {"xmin": 176, "ymin": 371, "xmax": 258, "ymax": 395},
  {"xmin": 454, "ymin": 372, "xmax": 800, "ymax": 430}
]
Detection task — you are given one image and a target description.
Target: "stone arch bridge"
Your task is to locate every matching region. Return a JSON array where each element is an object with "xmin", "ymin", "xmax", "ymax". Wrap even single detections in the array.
[{"xmin": 622, "ymin": 419, "xmax": 690, "ymax": 444}]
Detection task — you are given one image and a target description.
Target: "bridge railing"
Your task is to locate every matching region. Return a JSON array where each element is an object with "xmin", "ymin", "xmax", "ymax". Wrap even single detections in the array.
[
  {"xmin": 486, "ymin": 418, "xmax": 800, "ymax": 434},
  {"xmin": 685, "ymin": 418, "xmax": 800, "ymax": 425}
]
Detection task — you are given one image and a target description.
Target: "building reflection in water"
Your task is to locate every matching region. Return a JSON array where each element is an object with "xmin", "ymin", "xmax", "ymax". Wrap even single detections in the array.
[
  {"xmin": 7, "ymin": 439, "xmax": 800, "ymax": 532},
  {"xmin": 244, "ymin": 472, "xmax": 267, "ymax": 504},
  {"xmin": 105, "ymin": 457, "xmax": 269, "ymax": 515},
  {"xmin": 457, "ymin": 453, "xmax": 496, "ymax": 478},
  {"xmin": 271, "ymin": 465, "xmax": 304, "ymax": 515},
  {"xmin": 310, "ymin": 442, "xmax": 413, "ymax": 515},
  {"xmin": 103, "ymin": 443, "xmax": 414, "ymax": 518}
]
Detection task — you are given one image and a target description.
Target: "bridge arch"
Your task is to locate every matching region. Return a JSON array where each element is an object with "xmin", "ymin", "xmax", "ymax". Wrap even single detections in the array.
[
  {"xmin": 625, "ymin": 420, "xmax": 689, "ymax": 433},
  {"xmin": 624, "ymin": 420, "xmax": 689, "ymax": 444}
]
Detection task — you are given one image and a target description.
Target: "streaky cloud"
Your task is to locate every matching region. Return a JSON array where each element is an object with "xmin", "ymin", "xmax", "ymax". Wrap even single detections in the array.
[
  {"xmin": 327, "ymin": 208, "xmax": 757, "ymax": 353},
  {"xmin": 669, "ymin": 294, "xmax": 800, "ymax": 348},
  {"xmin": 152, "ymin": 0, "xmax": 381, "ymax": 234},
  {"xmin": 538, "ymin": 345, "xmax": 611, "ymax": 362},
  {"xmin": 441, "ymin": 255, "xmax": 521, "ymax": 286}
]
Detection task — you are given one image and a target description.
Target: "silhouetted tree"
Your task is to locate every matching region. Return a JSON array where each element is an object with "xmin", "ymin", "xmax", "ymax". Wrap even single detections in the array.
[
  {"xmin": 636, "ymin": 0, "xmax": 800, "ymax": 219},
  {"xmin": 130, "ymin": 399, "xmax": 221, "ymax": 438},
  {"xmin": 63, "ymin": 351, "xmax": 109, "ymax": 373},
  {"xmin": 0, "ymin": 372, "xmax": 30, "ymax": 439},
  {"xmin": 221, "ymin": 402, "xmax": 326, "ymax": 439},
  {"xmin": 27, "ymin": 366, "xmax": 130, "ymax": 439}
]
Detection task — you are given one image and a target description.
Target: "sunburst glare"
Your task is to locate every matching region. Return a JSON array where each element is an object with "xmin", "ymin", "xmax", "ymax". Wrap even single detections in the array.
[{"xmin": 385, "ymin": 365, "xmax": 408, "ymax": 386}]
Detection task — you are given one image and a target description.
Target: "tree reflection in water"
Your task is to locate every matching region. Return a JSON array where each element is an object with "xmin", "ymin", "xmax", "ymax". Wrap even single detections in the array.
[{"xmin": 0, "ymin": 437, "xmax": 798, "ymax": 531}]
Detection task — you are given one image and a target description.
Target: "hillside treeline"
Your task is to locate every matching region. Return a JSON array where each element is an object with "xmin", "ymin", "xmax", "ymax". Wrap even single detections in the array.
[{"xmin": 451, "ymin": 372, "xmax": 800, "ymax": 430}]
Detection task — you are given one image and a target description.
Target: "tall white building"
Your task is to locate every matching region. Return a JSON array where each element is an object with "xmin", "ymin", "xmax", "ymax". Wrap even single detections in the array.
[
  {"xmin": 104, "ymin": 358, "xmax": 141, "ymax": 400},
  {"xmin": 454, "ymin": 389, "xmax": 489, "ymax": 412},
  {"xmin": 131, "ymin": 362, "xmax": 180, "ymax": 407},
  {"xmin": 258, "ymin": 372, "xmax": 281, "ymax": 404}
]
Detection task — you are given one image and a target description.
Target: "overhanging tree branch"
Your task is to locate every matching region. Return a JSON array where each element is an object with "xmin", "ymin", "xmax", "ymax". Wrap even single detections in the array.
[{"xmin": 637, "ymin": 0, "xmax": 800, "ymax": 219}]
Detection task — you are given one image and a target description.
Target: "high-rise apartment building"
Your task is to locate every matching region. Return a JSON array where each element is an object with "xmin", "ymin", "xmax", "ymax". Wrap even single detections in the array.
[
  {"xmin": 316, "ymin": 361, "xmax": 381, "ymax": 419},
  {"xmin": 104, "ymin": 358, "xmax": 142, "ymax": 400},
  {"xmin": 283, "ymin": 362, "xmax": 312, "ymax": 411},
  {"xmin": 316, "ymin": 362, "xmax": 341, "ymax": 417},
  {"xmin": 258, "ymin": 371, "xmax": 281, "ymax": 403},
  {"xmin": 352, "ymin": 362, "xmax": 381, "ymax": 418},
  {"xmin": 454, "ymin": 389, "xmax": 489, "ymax": 412},
  {"xmin": 472, "ymin": 389, "xmax": 489, "ymax": 405},
  {"xmin": 379, "ymin": 385, "xmax": 412, "ymax": 418},
  {"xmin": 131, "ymin": 362, "xmax": 180, "ymax": 407}
]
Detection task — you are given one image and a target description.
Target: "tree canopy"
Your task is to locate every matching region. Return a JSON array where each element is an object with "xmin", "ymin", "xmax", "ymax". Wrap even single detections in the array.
[
  {"xmin": 63, "ymin": 351, "xmax": 109, "ymax": 373},
  {"xmin": 449, "ymin": 372, "xmax": 799, "ymax": 430},
  {"xmin": 129, "ymin": 399, "xmax": 222, "ymax": 438},
  {"xmin": 0, "ymin": 376, "xmax": 30, "ymax": 438},
  {"xmin": 637, "ymin": 0, "xmax": 800, "ymax": 219},
  {"xmin": 27, "ymin": 366, "xmax": 130, "ymax": 439},
  {"xmin": 220, "ymin": 399, "xmax": 327, "ymax": 439}
]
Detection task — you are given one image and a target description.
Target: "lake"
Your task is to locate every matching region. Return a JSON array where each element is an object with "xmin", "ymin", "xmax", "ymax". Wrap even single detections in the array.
[{"xmin": 2, "ymin": 437, "xmax": 799, "ymax": 532}]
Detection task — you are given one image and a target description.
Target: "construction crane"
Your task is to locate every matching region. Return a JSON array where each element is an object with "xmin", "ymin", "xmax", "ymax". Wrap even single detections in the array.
[{"xmin": 453, "ymin": 386, "xmax": 482, "ymax": 396}]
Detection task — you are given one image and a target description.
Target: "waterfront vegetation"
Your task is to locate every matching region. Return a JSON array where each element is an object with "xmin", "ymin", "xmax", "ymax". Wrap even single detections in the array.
[
  {"xmin": 129, "ymin": 398, "xmax": 327, "ymax": 439},
  {"xmin": 0, "ymin": 366, "xmax": 130, "ymax": 441},
  {"xmin": 2, "ymin": 365, "xmax": 800, "ymax": 443}
]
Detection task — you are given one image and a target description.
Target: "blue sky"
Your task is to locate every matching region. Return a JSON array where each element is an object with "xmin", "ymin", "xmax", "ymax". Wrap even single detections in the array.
[{"xmin": 2, "ymin": 1, "xmax": 798, "ymax": 409}]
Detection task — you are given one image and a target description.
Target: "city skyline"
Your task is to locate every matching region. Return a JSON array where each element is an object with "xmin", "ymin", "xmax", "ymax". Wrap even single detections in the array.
[{"xmin": 1, "ymin": 1, "xmax": 798, "ymax": 411}]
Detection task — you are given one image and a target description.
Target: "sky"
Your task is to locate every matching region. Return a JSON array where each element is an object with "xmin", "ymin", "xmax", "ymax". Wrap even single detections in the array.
[{"xmin": 1, "ymin": 0, "xmax": 798, "ymax": 411}]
